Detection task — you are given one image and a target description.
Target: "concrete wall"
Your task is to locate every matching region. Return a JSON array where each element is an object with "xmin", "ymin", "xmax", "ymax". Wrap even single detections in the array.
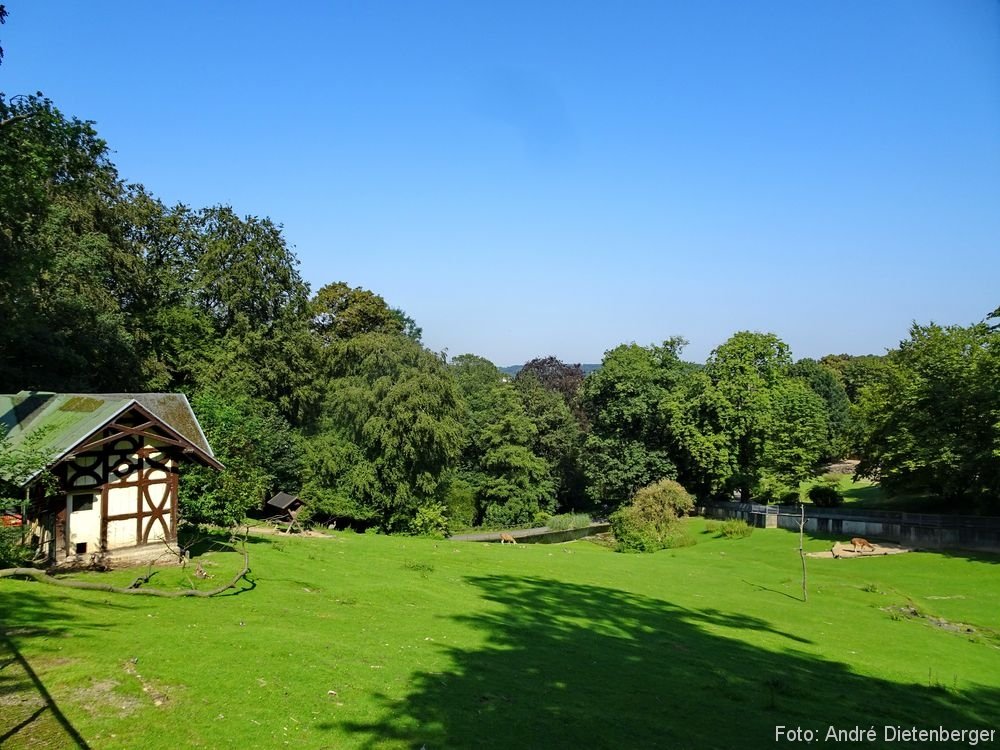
[
  {"xmin": 450, "ymin": 523, "xmax": 611, "ymax": 544},
  {"xmin": 701, "ymin": 502, "xmax": 1000, "ymax": 553}
]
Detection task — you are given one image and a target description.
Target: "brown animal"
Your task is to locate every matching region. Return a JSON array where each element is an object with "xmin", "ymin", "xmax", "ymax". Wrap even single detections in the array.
[
  {"xmin": 499, "ymin": 533, "xmax": 517, "ymax": 545},
  {"xmin": 851, "ymin": 537, "xmax": 875, "ymax": 553}
]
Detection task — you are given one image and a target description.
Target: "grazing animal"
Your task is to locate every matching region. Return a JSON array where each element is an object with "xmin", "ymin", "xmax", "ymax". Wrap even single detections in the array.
[
  {"xmin": 499, "ymin": 533, "xmax": 517, "ymax": 545},
  {"xmin": 851, "ymin": 537, "xmax": 875, "ymax": 553}
]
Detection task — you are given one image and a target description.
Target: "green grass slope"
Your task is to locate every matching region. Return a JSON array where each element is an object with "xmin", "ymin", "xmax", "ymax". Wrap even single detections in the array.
[{"xmin": 1, "ymin": 521, "xmax": 998, "ymax": 749}]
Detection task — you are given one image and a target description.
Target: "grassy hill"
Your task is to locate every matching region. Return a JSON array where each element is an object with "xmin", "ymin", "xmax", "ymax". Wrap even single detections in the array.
[{"xmin": 2, "ymin": 521, "xmax": 998, "ymax": 748}]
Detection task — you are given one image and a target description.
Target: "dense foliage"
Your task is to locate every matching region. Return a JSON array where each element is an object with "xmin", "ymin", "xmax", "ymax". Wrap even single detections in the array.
[{"xmin": 853, "ymin": 321, "xmax": 1000, "ymax": 512}]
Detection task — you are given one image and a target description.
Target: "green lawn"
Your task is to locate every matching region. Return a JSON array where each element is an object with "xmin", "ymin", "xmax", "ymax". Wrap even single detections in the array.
[{"xmin": 2, "ymin": 521, "xmax": 999, "ymax": 749}]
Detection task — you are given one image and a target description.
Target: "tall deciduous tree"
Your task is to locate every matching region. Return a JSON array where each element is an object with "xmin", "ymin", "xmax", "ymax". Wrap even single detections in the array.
[
  {"xmin": 310, "ymin": 281, "xmax": 408, "ymax": 344},
  {"xmin": 513, "ymin": 373, "xmax": 585, "ymax": 508},
  {"xmin": 669, "ymin": 332, "xmax": 827, "ymax": 501},
  {"xmin": 179, "ymin": 390, "xmax": 301, "ymax": 527},
  {"xmin": 515, "ymin": 356, "xmax": 587, "ymax": 426},
  {"xmin": 854, "ymin": 322, "xmax": 1000, "ymax": 511},
  {"xmin": 704, "ymin": 331, "xmax": 790, "ymax": 501},
  {"xmin": 450, "ymin": 355, "xmax": 554, "ymax": 526},
  {"xmin": 788, "ymin": 358, "xmax": 851, "ymax": 460},
  {"xmin": 313, "ymin": 334, "xmax": 464, "ymax": 532},
  {"xmin": 581, "ymin": 339, "xmax": 691, "ymax": 507},
  {"xmin": 0, "ymin": 94, "xmax": 157, "ymax": 391}
]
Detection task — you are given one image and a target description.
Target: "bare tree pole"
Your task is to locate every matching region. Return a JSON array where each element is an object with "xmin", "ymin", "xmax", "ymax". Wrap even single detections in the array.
[{"xmin": 798, "ymin": 504, "xmax": 808, "ymax": 602}]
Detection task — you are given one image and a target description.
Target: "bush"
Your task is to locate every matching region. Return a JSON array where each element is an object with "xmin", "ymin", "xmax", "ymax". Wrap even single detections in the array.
[
  {"xmin": 0, "ymin": 525, "xmax": 31, "ymax": 568},
  {"xmin": 545, "ymin": 513, "xmax": 593, "ymax": 531},
  {"xmin": 409, "ymin": 503, "xmax": 449, "ymax": 537},
  {"xmin": 719, "ymin": 519, "xmax": 753, "ymax": 539},
  {"xmin": 808, "ymin": 483, "xmax": 844, "ymax": 507},
  {"xmin": 609, "ymin": 479, "xmax": 695, "ymax": 553},
  {"xmin": 778, "ymin": 489, "xmax": 802, "ymax": 505},
  {"xmin": 755, "ymin": 474, "xmax": 796, "ymax": 504}
]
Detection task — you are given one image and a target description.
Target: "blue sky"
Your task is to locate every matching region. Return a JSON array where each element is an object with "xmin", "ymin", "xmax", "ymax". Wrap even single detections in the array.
[{"xmin": 3, "ymin": 1, "xmax": 998, "ymax": 365}]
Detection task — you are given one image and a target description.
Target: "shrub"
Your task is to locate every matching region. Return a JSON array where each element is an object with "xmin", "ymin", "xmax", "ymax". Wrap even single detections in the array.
[
  {"xmin": 755, "ymin": 474, "xmax": 797, "ymax": 504},
  {"xmin": 533, "ymin": 511, "xmax": 553, "ymax": 527},
  {"xmin": 409, "ymin": 503, "xmax": 449, "ymax": 537},
  {"xmin": 808, "ymin": 483, "xmax": 844, "ymax": 507},
  {"xmin": 0, "ymin": 525, "xmax": 31, "ymax": 568},
  {"xmin": 545, "ymin": 513, "xmax": 593, "ymax": 531},
  {"xmin": 777, "ymin": 489, "xmax": 802, "ymax": 505},
  {"xmin": 719, "ymin": 519, "xmax": 753, "ymax": 539},
  {"xmin": 609, "ymin": 479, "xmax": 695, "ymax": 553}
]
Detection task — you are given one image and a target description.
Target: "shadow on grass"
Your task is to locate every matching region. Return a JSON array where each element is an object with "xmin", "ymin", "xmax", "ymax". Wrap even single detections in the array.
[
  {"xmin": 327, "ymin": 575, "xmax": 1000, "ymax": 749},
  {"xmin": 0, "ymin": 588, "xmax": 108, "ymax": 749},
  {"xmin": 179, "ymin": 525, "xmax": 274, "ymax": 558}
]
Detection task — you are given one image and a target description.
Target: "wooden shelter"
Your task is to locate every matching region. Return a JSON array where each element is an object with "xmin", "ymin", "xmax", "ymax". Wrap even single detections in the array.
[
  {"xmin": 0, "ymin": 391, "xmax": 222, "ymax": 567},
  {"xmin": 265, "ymin": 491, "xmax": 307, "ymax": 533}
]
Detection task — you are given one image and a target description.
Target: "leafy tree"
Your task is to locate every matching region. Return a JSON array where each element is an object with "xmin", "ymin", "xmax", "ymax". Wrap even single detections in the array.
[
  {"xmin": 788, "ymin": 358, "xmax": 851, "ymax": 460},
  {"xmin": 300, "ymin": 430, "xmax": 379, "ymax": 525},
  {"xmin": 515, "ymin": 356, "xmax": 587, "ymax": 425},
  {"xmin": 818, "ymin": 353, "xmax": 888, "ymax": 403},
  {"xmin": 668, "ymin": 332, "xmax": 826, "ymax": 502},
  {"xmin": 703, "ymin": 331, "xmax": 790, "ymax": 501},
  {"xmin": 760, "ymin": 378, "xmax": 829, "ymax": 495},
  {"xmin": 581, "ymin": 339, "xmax": 691, "ymax": 507},
  {"xmin": 314, "ymin": 334, "xmax": 464, "ymax": 532},
  {"xmin": 853, "ymin": 322, "xmax": 1000, "ymax": 510},
  {"xmin": 310, "ymin": 281, "xmax": 408, "ymax": 345},
  {"xmin": 0, "ymin": 428, "xmax": 58, "ymax": 566},
  {"xmin": 451, "ymin": 355, "xmax": 554, "ymax": 526},
  {"xmin": 513, "ymin": 373, "xmax": 585, "ymax": 507},
  {"xmin": 179, "ymin": 390, "xmax": 301, "ymax": 527},
  {"xmin": 0, "ymin": 94, "xmax": 156, "ymax": 391}
]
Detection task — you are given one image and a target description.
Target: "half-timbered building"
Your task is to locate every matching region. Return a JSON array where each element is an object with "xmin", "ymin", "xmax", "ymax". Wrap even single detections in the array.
[{"xmin": 0, "ymin": 391, "xmax": 222, "ymax": 567}]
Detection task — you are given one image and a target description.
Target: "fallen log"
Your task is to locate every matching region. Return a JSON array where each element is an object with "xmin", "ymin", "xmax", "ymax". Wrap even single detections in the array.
[{"xmin": 0, "ymin": 548, "xmax": 249, "ymax": 598}]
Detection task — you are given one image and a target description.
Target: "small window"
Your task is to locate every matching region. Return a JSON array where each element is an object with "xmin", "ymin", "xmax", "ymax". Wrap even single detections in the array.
[
  {"xmin": 75, "ymin": 542, "xmax": 88, "ymax": 554},
  {"xmin": 72, "ymin": 494, "xmax": 95, "ymax": 512}
]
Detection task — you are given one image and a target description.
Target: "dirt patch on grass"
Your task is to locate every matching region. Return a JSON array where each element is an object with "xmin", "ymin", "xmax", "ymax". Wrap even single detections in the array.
[
  {"xmin": 807, "ymin": 541, "xmax": 915, "ymax": 559},
  {"xmin": 78, "ymin": 678, "xmax": 144, "ymax": 717},
  {"xmin": 881, "ymin": 604, "xmax": 998, "ymax": 644},
  {"xmin": 823, "ymin": 459, "xmax": 860, "ymax": 475}
]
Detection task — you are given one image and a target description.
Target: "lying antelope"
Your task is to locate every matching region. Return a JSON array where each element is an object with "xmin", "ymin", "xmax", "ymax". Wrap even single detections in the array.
[
  {"xmin": 851, "ymin": 537, "xmax": 875, "ymax": 553},
  {"xmin": 499, "ymin": 533, "xmax": 517, "ymax": 545}
]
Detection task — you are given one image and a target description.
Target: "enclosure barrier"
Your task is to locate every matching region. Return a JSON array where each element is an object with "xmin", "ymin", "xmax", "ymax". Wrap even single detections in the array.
[{"xmin": 701, "ymin": 502, "xmax": 1000, "ymax": 553}]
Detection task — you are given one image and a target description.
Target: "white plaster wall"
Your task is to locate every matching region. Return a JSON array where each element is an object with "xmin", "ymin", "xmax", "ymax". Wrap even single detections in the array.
[
  {"xmin": 106, "ymin": 518, "xmax": 137, "ymax": 549},
  {"xmin": 67, "ymin": 495, "xmax": 101, "ymax": 550},
  {"xmin": 107, "ymin": 484, "xmax": 139, "ymax": 517},
  {"xmin": 146, "ymin": 518, "xmax": 167, "ymax": 542}
]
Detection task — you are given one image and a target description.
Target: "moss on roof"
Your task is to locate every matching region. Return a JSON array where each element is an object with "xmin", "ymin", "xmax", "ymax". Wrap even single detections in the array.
[{"xmin": 0, "ymin": 391, "xmax": 218, "ymax": 485}]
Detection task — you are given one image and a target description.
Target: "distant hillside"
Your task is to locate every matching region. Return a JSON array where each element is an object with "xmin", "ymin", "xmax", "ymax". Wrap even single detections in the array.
[{"xmin": 500, "ymin": 363, "xmax": 602, "ymax": 376}]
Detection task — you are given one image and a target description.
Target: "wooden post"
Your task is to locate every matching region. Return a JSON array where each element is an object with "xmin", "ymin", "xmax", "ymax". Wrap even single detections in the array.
[{"xmin": 798, "ymin": 504, "xmax": 808, "ymax": 602}]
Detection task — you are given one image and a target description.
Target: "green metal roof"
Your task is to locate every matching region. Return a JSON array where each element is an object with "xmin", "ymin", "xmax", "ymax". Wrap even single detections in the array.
[{"xmin": 0, "ymin": 391, "xmax": 220, "ymax": 485}]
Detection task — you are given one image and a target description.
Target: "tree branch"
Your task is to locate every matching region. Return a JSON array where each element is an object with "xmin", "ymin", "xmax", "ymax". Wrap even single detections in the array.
[
  {"xmin": 0, "ymin": 539, "xmax": 250, "ymax": 598},
  {"xmin": 0, "ymin": 112, "xmax": 35, "ymax": 128}
]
